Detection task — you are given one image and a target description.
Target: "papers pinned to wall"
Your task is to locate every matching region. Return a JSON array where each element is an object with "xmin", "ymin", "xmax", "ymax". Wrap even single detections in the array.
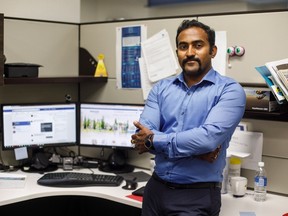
[
  {"xmin": 227, "ymin": 130, "xmax": 263, "ymax": 170},
  {"xmin": 141, "ymin": 29, "xmax": 179, "ymax": 83},
  {"xmin": 213, "ymin": 31, "xmax": 227, "ymax": 76},
  {"xmin": 138, "ymin": 57, "xmax": 154, "ymax": 100}
]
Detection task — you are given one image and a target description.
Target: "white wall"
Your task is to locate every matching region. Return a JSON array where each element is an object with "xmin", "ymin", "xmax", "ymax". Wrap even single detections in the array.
[
  {"xmin": 0, "ymin": 0, "xmax": 287, "ymax": 23},
  {"xmin": 0, "ymin": 0, "xmax": 81, "ymax": 22},
  {"xmin": 80, "ymin": 0, "xmax": 288, "ymax": 22}
]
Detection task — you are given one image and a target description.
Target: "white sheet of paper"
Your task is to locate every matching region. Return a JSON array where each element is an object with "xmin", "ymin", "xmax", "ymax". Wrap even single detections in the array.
[
  {"xmin": 212, "ymin": 31, "xmax": 227, "ymax": 76},
  {"xmin": 14, "ymin": 147, "xmax": 28, "ymax": 160},
  {"xmin": 227, "ymin": 130, "xmax": 263, "ymax": 170},
  {"xmin": 139, "ymin": 57, "xmax": 154, "ymax": 100},
  {"xmin": 141, "ymin": 29, "xmax": 178, "ymax": 82}
]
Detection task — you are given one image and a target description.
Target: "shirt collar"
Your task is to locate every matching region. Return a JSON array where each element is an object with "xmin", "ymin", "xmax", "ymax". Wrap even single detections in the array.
[{"xmin": 174, "ymin": 68, "xmax": 217, "ymax": 86}]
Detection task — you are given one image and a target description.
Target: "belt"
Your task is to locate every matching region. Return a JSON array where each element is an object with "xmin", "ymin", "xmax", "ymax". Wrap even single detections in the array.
[{"xmin": 152, "ymin": 172, "xmax": 222, "ymax": 189}]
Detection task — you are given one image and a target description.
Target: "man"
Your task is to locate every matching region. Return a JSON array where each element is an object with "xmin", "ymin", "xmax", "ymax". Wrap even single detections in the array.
[{"xmin": 131, "ymin": 19, "xmax": 246, "ymax": 216}]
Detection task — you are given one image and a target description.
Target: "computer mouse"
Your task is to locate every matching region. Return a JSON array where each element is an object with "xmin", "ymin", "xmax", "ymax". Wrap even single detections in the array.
[{"xmin": 122, "ymin": 179, "xmax": 138, "ymax": 190}]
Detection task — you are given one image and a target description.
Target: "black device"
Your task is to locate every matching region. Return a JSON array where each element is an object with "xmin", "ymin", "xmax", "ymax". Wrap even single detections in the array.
[
  {"xmin": 79, "ymin": 102, "xmax": 144, "ymax": 174},
  {"xmin": 37, "ymin": 172, "xmax": 124, "ymax": 187},
  {"xmin": 4, "ymin": 63, "xmax": 42, "ymax": 78},
  {"xmin": 1, "ymin": 102, "xmax": 78, "ymax": 172},
  {"xmin": 122, "ymin": 179, "xmax": 138, "ymax": 190}
]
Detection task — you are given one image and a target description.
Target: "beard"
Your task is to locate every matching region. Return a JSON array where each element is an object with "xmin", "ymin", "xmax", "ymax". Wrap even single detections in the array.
[{"xmin": 181, "ymin": 57, "xmax": 204, "ymax": 77}]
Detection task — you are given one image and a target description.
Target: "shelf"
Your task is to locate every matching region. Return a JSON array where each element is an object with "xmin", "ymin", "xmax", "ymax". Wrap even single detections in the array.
[
  {"xmin": 3, "ymin": 76, "xmax": 108, "ymax": 85},
  {"xmin": 243, "ymin": 110, "xmax": 288, "ymax": 121},
  {"xmin": 240, "ymin": 82, "xmax": 288, "ymax": 122}
]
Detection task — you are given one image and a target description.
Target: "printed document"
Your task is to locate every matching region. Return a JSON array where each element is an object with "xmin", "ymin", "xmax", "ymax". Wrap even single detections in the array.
[
  {"xmin": 141, "ymin": 29, "xmax": 179, "ymax": 83},
  {"xmin": 139, "ymin": 57, "xmax": 154, "ymax": 100}
]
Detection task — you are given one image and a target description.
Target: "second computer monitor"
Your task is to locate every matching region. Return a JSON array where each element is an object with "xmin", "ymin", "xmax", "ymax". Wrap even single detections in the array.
[
  {"xmin": 80, "ymin": 103, "xmax": 144, "ymax": 148},
  {"xmin": 79, "ymin": 102, "xmax": 144, "ymax": 173}
]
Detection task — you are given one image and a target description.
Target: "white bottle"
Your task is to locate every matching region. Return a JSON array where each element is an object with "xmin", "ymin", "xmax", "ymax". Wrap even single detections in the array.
[
  {"xmin": 227, "ymin": 157, "xmax": 241, "ymax": 193},
  {"xmin": 254, "ymin": 161, "xmax": 267, "ymax": 202}
]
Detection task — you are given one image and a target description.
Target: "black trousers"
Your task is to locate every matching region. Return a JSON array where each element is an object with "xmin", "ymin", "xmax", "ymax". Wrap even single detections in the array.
[{"xmin": 141, "ymin": 174, "xmax": 222, "ymax": 216}]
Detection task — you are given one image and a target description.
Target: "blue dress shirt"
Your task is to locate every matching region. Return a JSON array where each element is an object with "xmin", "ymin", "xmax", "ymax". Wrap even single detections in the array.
[{"xmin": 139, "ymin": 69, "xmax": 246, "ymax": 184}]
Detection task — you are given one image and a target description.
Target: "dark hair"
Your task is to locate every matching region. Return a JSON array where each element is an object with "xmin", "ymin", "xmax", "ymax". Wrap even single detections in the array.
[{"xmin": 176, "ymin": 19, "xmax": 215, "ymax": 53}]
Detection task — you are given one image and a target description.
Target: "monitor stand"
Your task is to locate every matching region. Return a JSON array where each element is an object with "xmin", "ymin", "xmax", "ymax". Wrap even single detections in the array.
[
  {"xmin": 99, "ymin": 149, "xmax": 134, "ymax": 174},
  {"xmin": 21, "ymin": 150, "xmax": 58, "ymax": 173}
]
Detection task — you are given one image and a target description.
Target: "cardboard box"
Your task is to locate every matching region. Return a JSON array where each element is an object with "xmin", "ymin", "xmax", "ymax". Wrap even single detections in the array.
[{"xmin": 244, "ymin": 87, "xmax": 279, "ymax": 112}]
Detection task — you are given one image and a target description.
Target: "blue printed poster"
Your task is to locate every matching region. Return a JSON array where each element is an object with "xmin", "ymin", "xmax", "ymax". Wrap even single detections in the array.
[{"xmin": 116, "ymin": 25, "xmax": 147, "ymax": 89}]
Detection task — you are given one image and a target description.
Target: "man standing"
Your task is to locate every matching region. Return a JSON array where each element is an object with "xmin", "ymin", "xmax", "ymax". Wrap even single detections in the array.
[{"xmin": 131, "ymin": 19, "xmax": 246, "ymax": 216}]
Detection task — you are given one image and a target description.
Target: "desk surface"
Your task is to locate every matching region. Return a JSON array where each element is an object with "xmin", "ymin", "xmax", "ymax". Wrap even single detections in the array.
[
  {"xmin": 1, "ymin": 168, "xmax": 288, "ymax": 216},
  {"xmin": 0, "ymin": 168, "xmax": 146, "ymax": 208},
  {"xmin": 220, "ymin": 192, "xmax": 288, "ymax": 216}
]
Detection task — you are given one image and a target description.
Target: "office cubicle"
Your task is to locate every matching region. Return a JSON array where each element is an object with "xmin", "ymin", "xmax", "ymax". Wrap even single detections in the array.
[
  {"xmin": 79, "ymin": 10, "xmax": 288, "ymax": 195},
  {"xmin": 2, "ymin": 10, "xmax": 288, "ymax": 195}
]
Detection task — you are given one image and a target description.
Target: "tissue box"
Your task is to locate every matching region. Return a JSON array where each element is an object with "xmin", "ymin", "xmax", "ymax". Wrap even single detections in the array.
[{"xmin": 244, "ymin": 87, "xmax": 279, "ymax": 112}]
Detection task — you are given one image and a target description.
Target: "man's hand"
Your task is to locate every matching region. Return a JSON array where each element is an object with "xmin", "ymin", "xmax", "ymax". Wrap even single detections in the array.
[
  {"xmin": 131, "ymin": 121, "xmax": 221, "ymax": 160},
  {"xmin": 197, "ymin": 145, "xmax": 221, "ymax": 163},
  {"xmin": 131, "ymin": 121, "xmax": 153, "ymax": 154}
]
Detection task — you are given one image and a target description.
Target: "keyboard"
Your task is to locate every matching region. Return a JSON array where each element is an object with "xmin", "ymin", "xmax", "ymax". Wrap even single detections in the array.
[{"xmin": 37, "ymin": 172, "xmax": 124, "ymax": 187}]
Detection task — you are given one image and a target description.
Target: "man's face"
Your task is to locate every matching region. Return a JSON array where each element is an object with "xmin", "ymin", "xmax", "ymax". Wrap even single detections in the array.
[{"xmin": 176, "ymin": 27, "xmax": 216, "ymax": 78}]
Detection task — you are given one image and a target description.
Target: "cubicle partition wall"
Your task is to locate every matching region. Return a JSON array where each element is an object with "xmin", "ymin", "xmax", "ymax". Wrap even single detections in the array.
[
  {"xmin": 1, "ymin": 18, "xmax": 79, "ymax": 103},
  {"xmin": 4, "ymin": 19, "xmax": 79, "ymax": 78},
  {"xmin": 0, "ymin": 14, "xmax": 3, "ymax": 85},
  {"xmin": 0, "ymin": 18, "xmax": 80, "ymax": 166},
  {"xmin": 79, "ymin": 18, "xmax": 193, "ymax": 104},
  {"xmin": 199, "ymin": 11, "xmax": 288, "ymax": 83}
]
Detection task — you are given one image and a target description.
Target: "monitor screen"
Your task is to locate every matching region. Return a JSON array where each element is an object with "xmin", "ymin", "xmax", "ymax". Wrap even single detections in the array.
[
  {"xmin": 79, "ymin": 103, "xmax": 144, "ymax": 173},
  {"xmin": 80, "ymin": 103, "xmax": 144, "ymax": 149},
  {"xmin": 1, "ymin": 103, "xmax": 77, "ymax": 150}
]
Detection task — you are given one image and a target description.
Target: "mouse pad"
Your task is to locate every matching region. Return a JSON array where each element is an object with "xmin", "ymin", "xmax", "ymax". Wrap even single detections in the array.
[
  {"xmin": 132, "ymin": 186, "xmax": 145, "ymax": 196},
  {"xmin": 118, "ymin": 171, "xmax": 151, "ymax": 182}
]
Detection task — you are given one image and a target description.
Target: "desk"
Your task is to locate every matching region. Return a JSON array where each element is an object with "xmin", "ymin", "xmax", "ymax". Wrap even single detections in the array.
[
  {"xmin": 0, "ymin": 168, "xmax": 145, "ymax": 208},
  {"xmin": 1, "ymin": 168, "xmax": 288, "ymax": 216}
]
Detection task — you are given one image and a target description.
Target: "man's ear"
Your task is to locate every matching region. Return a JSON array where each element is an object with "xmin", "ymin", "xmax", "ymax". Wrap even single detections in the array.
[{"xmin": 211, "ymin": 45, "xmax": 217, "ymax": 58}]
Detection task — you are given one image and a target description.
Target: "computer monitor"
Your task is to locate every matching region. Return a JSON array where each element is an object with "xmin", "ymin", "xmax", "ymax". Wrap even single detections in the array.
[
  {"xmin": 1, "ymin": 102, "xmax": 78, "ymax": 172},
  {"xmin": 80, "ymin": 102, "xmax": 144, "ymax": 173}
]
